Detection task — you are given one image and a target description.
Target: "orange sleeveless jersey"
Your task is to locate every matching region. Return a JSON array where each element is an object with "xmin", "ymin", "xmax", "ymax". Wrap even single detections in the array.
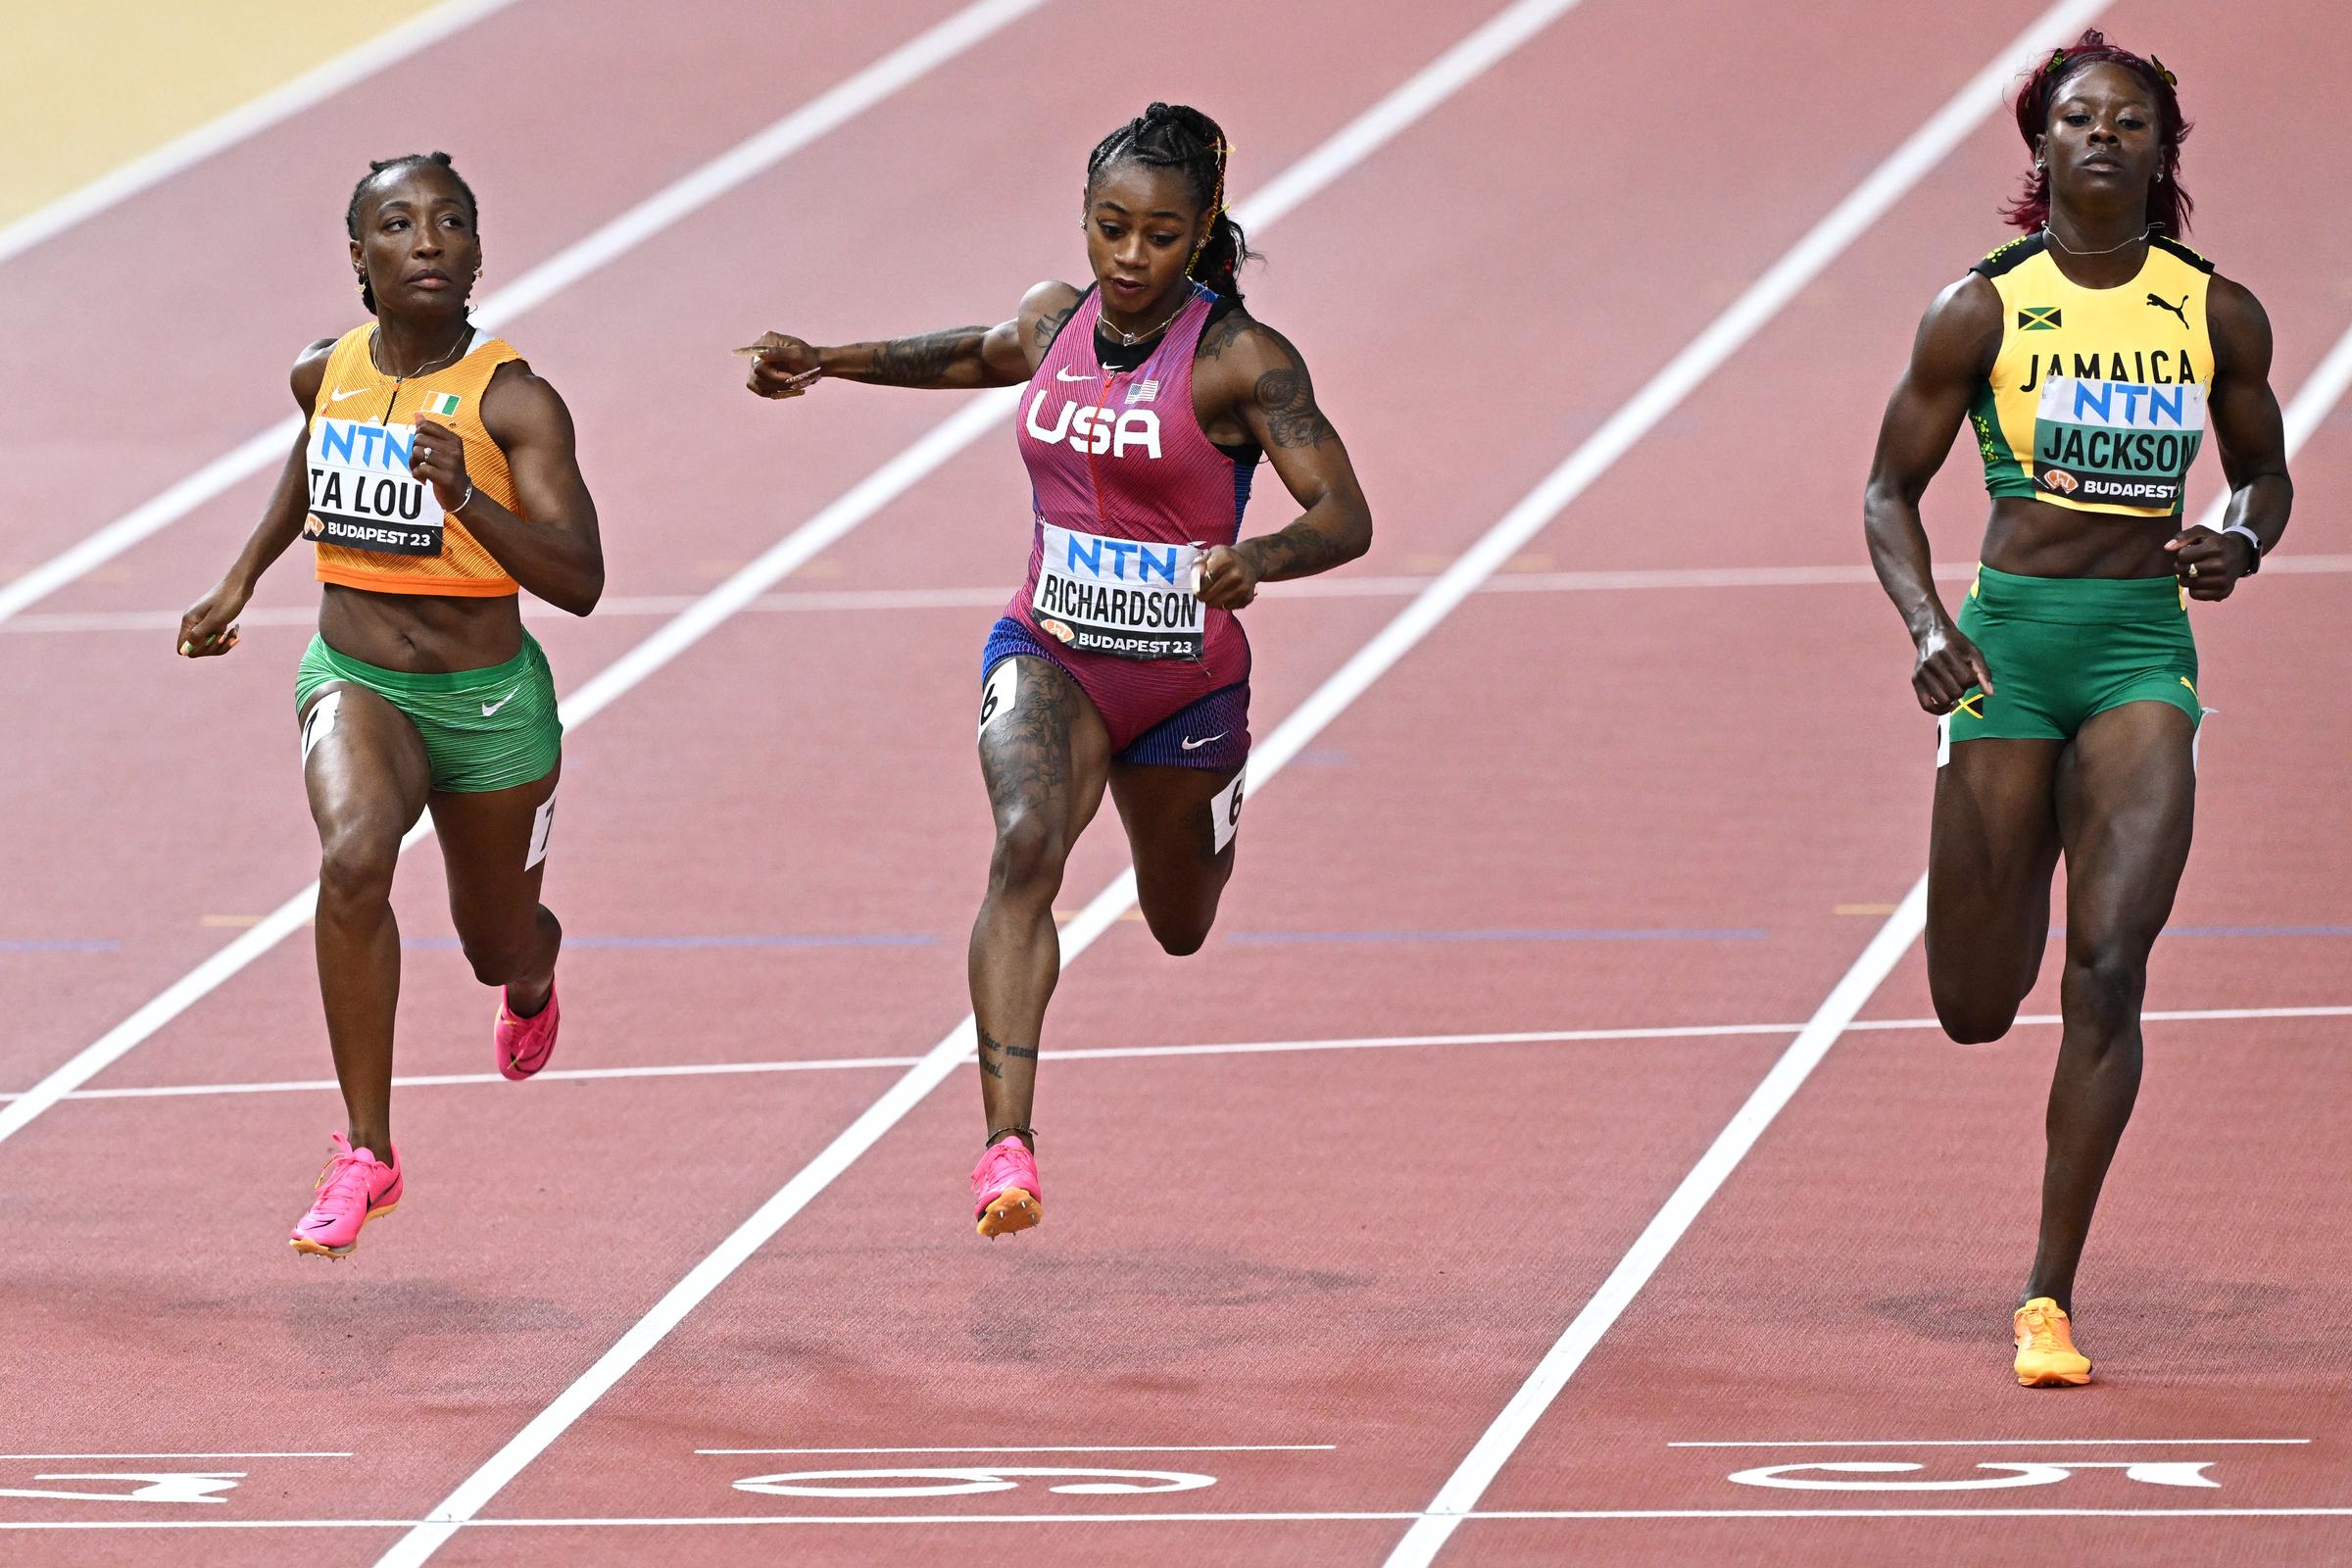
[{"xmin": 305, "ymin": 323, "xmax": 525, "ymax": 596}]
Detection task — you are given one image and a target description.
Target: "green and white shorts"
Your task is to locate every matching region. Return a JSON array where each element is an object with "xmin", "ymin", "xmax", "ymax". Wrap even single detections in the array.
[{"xmin": 294, "ymin": 633, "xmax": 562, "ymax": 793}]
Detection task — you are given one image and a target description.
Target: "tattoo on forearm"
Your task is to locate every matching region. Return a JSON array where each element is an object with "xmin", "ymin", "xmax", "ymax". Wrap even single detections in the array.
[
  {"xmin": 977, "ymin": 1025, "xmax": 1039, "ymax": 1082},
  {"xmin": 1245, "ymin": 519, "xmax": 1351, "ymax": 580},
  {"xmin": 865, "ymin": 327, "xmax": 984, "ymax": 385}
]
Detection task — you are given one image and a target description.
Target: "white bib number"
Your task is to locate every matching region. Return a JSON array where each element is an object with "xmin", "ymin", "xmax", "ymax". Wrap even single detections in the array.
[
  {"xmin": 1031, "ymin": 521, "xmax": 1203, "ymax": 661},
  {"xmin": 306, "ymin": 416, "xmax": 441, "ymax": 556}
]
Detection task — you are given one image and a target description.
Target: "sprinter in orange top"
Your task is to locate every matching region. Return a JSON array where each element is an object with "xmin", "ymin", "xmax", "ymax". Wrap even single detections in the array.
[{"xmin": 177, "ymin": 153, "xmax": 604, "ymax": 1258}]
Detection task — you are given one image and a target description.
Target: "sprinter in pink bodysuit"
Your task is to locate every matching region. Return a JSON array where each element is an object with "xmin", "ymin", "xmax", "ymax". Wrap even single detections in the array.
[{"xmin": 743, "ymin": 103, "xmax": 1372, "ymax": 1236}]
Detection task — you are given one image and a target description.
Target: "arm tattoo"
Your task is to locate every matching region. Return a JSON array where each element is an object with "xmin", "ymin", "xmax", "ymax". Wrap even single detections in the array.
[
  {"xmin": 1032, "ymin": 304, "xmax": 1078, "ymax": 350},
  {"xmin": 1196, "ymin": 310, "xmax": 1250, "ymax": 361},
  {"xmin": 1246, "ymin": 327, "xmax": 1338, "ymax": 449},
  {"xmin": 864, "ymin": 326, "xmax": 984, "ymax": 385},
  {"xmin": 1243, "ymin": 517, "xmax": 1352, "ymax": 578}
]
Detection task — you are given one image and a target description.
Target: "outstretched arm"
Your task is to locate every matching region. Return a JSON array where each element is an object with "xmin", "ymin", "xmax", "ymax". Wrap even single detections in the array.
[
  {"xmin": 743, "ymin": 281, "xmax": 1083, "ymax": 396},
  {"xmin": 2165, "ymin": 274, "xmax": 2290, "ymax": 599},
  {"xmin": 176, "ymin": 337, "xmax": 338, "ymax": 659},
  {"xmin": 1863, "ymin": 273, "xmax": 2002, "ymax": 712},
  {"xmin": 1194, "ymin": 318, "xmax": 1372, "ymax": 609}
]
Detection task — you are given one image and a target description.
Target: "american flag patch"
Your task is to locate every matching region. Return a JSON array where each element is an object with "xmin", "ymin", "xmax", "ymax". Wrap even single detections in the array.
[{"xmin": 1124, "ymin": 379, "xmax": 1159, "ymax": 405}]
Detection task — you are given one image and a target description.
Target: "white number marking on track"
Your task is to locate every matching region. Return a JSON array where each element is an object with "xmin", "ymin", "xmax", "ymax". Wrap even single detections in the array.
[
  {"xmin": 733, "ymin": 1465, "xmax": 1216, "ymax": 1498},
  {"xmin": 1729, "ymin": 1460, "xmax": 2220, "ymax": 1492}
]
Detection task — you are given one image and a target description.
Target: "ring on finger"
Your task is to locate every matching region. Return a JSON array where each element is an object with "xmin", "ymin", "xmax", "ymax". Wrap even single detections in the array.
[
  {"xmin": 2188, "ymin": 562, "xmax": 2199, "ymax": 577},
  {"xmin": 418, "ymin": 445, "xmax": 433, "ymax": 461}
]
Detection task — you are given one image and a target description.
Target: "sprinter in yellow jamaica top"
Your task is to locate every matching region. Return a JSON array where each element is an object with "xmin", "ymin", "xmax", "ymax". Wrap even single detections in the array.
[
  {"xmin": 176, "ymin": 153, "xmax": 605, "ymax": 1259},
  {"xmin": 1862, "ymin": 32, "xmax": 2292, "ymax": 1387}
]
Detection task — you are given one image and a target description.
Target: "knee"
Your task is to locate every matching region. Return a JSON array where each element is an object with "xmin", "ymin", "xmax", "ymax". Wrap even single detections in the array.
[
  {"xmin": 1149, "ymin": 912, "xmax": 1212, "ymax": 957},
  {"xmin": 988, "ymin": 809, "xmax": 1067, "ymax": 903},
  {"xmin": 318, "ymin": 825, "xmax": 400, "ymax": 910},
  {"xmin": 1936, "ymin": 1002, "xmax": 2016, "ymax": 1046},
  {"xmin": 2063, "ymin": 941, "xmax": 2150, "ymax": 1032}
]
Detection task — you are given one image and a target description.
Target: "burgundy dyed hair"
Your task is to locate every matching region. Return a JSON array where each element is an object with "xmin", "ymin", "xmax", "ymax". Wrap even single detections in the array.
[{"xmin": 2003, "ymin": 28, "xmax": 2193, "ymax": 235}]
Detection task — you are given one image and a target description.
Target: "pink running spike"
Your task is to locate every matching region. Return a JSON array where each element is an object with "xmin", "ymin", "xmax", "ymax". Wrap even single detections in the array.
[
  {"xmin": 495, "ymin": 980, "xmax": 560, "ymax": 1081},
  {"xmin": 971, "ymin": 1137, "xmax": 1044, "ymax": 1238},
  {"xmin": 289, "ymin": 1132, "xmax": 403, "ymax": 1258}
]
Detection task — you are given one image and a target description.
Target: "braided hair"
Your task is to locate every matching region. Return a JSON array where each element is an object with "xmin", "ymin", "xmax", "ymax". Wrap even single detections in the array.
[
  {"xmin": 2004, "ymin": 30, "xmax": 2193, "ymax": 236},
  {"xmin": 344, "ymin": 151, "xmax": 478, "ymax": 314},
  {"xmin": 1085, "ymin": 103, "xmax": 1256, "ymax": 300}
]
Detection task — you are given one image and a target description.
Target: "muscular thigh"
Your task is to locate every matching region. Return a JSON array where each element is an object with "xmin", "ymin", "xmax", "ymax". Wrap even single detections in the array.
[
  {"xmin": 1928, "ymin": 736, "xmax": 2064, "ymax": 959},
  {"xmin": 2057, "ymin": 701, "xmax": 2196, "ymax": 951},
  {"xmin": 429, "ymin": 758, "xmax": 561, "ymax": 943},
  {"xmin": 300, "ymin": 681, "xmax": 431, "ymax": 843},
  {"xmin": 978, "ymin": 655, "xmax": 1111, "ymax": 844}
]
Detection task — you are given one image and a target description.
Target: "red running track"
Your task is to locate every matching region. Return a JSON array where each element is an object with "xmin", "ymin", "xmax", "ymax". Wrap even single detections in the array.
[{"xmin": 3, "ymin": 0, "xmax": 2348, "ymax": 1564}]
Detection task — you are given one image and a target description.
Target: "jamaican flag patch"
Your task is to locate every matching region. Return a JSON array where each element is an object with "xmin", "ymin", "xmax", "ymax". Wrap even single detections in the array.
[{"xmin": 2017, "ymin": 307, "xmax": 2063, "ymax": 331}]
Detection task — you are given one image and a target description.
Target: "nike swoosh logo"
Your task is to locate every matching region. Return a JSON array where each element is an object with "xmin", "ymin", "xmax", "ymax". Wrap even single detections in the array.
[
  {"xmin": 481, "ymin": 686, "xmax": 522, "ymax": 716},
  {"xmin": 1055, "ymin": 368, "xmax": 1095, "ymax": 382},
  {"xmin": 1180, "ymin": 732, "xmax": 1228, "ymax": 751},
  {"xmin": 329, "ymin": 387, "xmax": 370, "ymax": 403}
]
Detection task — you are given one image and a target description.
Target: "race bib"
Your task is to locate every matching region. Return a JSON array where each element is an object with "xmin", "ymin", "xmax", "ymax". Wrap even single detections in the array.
[
  {"xmin": 305, "ymin": 417, "xmax": 441, "ymax": 556},
  {"xmin": 1030, "ymin": 521, "xmax": 1203, "ymax": 662},
  {"xmin": 2032, "ymin": 376, "xmax": 2206, "ymax": 508}
]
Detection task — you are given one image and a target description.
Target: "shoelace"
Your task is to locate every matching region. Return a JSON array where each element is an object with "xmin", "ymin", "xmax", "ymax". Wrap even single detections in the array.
[
  {"xmin": 2020, "ymin": 1309, "xmax": 2062, "ymax": 1353},
  {"xmin": 313, "ymin": 1151, "xmax": 380, "ymax": 1208}
]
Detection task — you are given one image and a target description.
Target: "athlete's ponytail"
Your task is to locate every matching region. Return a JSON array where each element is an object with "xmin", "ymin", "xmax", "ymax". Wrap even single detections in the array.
[
  {"xmin": 1086, "ymin": 103, "xmax": 1258, "ymax": 300},
  {"xmin": 344, "ymin": 151, "xmax": 478, "ymax": 315}
]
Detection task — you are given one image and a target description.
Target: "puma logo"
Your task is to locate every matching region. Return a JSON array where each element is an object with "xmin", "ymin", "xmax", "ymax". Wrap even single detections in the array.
[{"xmin": 2146, "ymin": 292, "xmax": 2189, "ymax": 328}]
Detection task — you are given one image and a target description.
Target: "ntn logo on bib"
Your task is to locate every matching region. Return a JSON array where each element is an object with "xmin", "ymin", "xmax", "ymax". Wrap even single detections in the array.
[
  {"xmin": 307, "ymin": 416, "xmax": 440, "ymax": 556},
  {"xmin": 2032, "ymin": 376, "xmax": 2205, "ymax": 505},
  {"xmin": 1032, "ymin": 522, "xmax": 1202, "ymax": 661}
]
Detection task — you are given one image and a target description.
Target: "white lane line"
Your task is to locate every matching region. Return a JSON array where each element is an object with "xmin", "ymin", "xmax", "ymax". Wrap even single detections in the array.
[
  {"xmin": 16, "ymin": 1506, "xmax": 2352, "ymax": 1531},
  {"xmin": 0, "ymin": 0, "xmax": 518, "ymax": 267},
  {"xmin": 21, "ymin": 552, "xmax": 2352, "ymax": 636},
  {"xmin": 9, "ymin": 1004, "xmax": 2340, "ymax": 1106},
  {"xmin": 1670, "ymin": 1439, "xmax": 2311, "ymax": 1447},
  {"xmin": 371, "ymin": 4, "xmax": 1595, "ymax": 1561},
  {"xmin": 0, "ymin": 0, "xmax": 1055, "ymax": 1154},
  {"xmin": 696, "ymin": 1445, "xmax": 1338, "ymax": 1454},
  {"xmin": 1390, "ymin": 24, "xmax": 2352, "ymax": 1568},
  {"xmin": 0, "ymin": 1451, "xmax": 352, "ymax": 1460},
  {"xmin": 0, "ymin": 0, "xmax": 1045, "ymax": 630}
]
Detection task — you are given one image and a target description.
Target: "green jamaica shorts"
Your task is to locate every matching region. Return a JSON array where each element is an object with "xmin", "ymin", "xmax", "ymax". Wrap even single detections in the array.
[{"xmin": 1941, "ymin": 563, "xmax": 2200, "ymax": 760}]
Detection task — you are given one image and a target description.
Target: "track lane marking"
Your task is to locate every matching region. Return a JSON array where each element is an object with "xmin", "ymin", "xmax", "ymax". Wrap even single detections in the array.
[
  {"xmin": 11, "ymin": 1005, "xmax": 2349, "ymax": 1104},
  {"xmin": 15, "ymin": 1505, "xmax": 2352, "ymax": 1531},
  {"xmin": 0, "ymin": 0, "xmax": 1048, "ymax": 629},
  {"xmin": 20, "ymin": 552, "xmax": 2352, "ymax": 635}
]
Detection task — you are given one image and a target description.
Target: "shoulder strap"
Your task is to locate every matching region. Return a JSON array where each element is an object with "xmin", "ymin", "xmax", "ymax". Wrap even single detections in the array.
[
  {"xmin": 2149, "ymin": 234, "xmax": 2216, "ymax": 274},
  {"xmin": 1972, "ymin": 233, "xmax": 2048, "ymax": 279}
]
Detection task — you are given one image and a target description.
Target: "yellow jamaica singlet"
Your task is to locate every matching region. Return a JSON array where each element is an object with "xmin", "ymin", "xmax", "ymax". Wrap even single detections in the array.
[
  {"xmin": 1968, "ymin": 233, "xmax": 2215, "ymax": 518},
  {"xmin": 305, "ymin": 323, "xmax": 524, "ymax": 595}
]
